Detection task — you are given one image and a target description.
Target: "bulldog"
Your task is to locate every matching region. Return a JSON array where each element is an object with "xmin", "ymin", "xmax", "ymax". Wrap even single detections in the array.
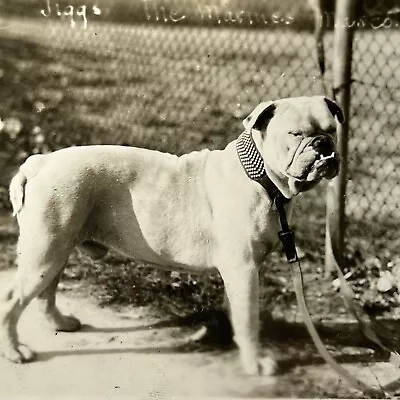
[{"xmin": 0, "ymin": 96, "xmax": 343, "ymax": 375}]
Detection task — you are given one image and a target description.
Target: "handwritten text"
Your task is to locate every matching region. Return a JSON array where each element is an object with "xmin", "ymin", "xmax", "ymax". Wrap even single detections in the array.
[
  {"xmin": 319, "ymin": 11, "xmax": 399, "ymax": 30},
  {"xmin": 41, "ymin": 0, "xmax": 101, "ymax": 29},
  {"xmin": 141, "ymin": 0, "xmax": 294, "ymax": 26}
]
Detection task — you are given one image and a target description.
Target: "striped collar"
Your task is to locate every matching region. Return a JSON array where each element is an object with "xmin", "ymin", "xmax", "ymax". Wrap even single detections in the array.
[{"xmin": 236, "ymin": 130, "xmax": 290, "ymax": 204}]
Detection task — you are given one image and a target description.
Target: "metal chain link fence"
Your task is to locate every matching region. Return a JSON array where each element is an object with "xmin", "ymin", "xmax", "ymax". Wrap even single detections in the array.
[
  {"xmin": 348, "ymin": 25, "xmax": 400, "ymax": 259},
  {"xmin": 0, "ymin": 0, "xmax": 399, "ymax": 261}
]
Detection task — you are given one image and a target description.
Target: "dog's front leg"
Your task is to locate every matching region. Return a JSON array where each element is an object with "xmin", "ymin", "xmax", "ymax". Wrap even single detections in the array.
[{"xmin": 219, "ymin": 263, "xmax": 276, "ymax": 376}]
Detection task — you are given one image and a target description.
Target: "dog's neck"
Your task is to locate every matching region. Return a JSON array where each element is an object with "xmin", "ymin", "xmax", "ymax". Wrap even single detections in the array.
[
  {"xmin": 236, "ymin": 130, "xmax": 293, "ymax": 200},
  {"xmin": 264, "ymin": 164, "xmax": 295, "ymax": 199}
]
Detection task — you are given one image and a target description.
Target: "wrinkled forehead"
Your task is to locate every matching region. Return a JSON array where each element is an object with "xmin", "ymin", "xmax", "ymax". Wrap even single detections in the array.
[{"xmin": 273, "ymin": 98, "xmax": 338, "ymax": 135}]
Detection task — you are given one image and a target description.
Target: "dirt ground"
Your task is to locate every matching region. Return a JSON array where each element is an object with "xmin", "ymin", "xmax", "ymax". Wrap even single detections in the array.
[
  {"xmin": 1, "ymin": 267, "xmax": 400, "ymax": 400},
  {"xmin": 1, "ymin": 213, "xmax": 400, "ymax": 399}
]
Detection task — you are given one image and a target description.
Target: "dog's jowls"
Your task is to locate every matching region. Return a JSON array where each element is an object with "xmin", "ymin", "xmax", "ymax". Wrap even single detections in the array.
[{"xmin": 0, "ymin": 96, "xmax": 342, "ymax": 375}]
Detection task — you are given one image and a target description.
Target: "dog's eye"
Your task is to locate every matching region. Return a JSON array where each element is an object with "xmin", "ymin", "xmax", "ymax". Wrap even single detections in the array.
[{"xmin": 289, "ymin": 131, "xmax": 302, "ymax": 137}]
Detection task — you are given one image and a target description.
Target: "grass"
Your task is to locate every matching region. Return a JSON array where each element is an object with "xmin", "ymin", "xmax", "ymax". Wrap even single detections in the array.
[{"xmin": 0, "ymin": 18, "xmax": 399, "ymax": 317}]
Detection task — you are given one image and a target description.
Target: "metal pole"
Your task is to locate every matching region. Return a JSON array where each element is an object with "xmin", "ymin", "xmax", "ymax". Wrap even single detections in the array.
[{"xmin": 325, "ymin": 0, "xmax": 357, "ymax": 276}]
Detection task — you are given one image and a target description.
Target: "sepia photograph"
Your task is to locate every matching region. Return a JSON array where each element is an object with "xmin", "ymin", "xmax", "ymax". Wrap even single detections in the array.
[{"xmin": 0, "ymin": 0, "xmax": 399, "ymax": 398}]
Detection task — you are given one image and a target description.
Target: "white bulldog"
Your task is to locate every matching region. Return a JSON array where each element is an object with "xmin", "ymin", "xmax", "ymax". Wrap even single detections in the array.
[{"xmin": 0, "ymin": 96, "xmax": 343, "ymax": 375}]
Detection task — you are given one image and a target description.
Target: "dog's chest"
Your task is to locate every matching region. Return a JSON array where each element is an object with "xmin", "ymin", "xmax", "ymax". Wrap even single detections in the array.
[{"xmin": 249, "ymin": 199, "xmax": 293, "ymax": 264}]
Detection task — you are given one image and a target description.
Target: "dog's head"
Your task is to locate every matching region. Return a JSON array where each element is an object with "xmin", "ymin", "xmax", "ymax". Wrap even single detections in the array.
[{"xmin": 243, "ymin": 96, "xmax": 343, "ymax": 194}]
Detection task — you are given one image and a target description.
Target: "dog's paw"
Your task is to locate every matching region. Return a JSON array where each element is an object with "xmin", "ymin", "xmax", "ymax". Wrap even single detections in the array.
[
  {"xmin": 43, "ymin": 309, "xmax": 81, "ymax": 332},
  {"xmin": 17, "ymin": 344, "xmax": 36, "ymax": 362},
  {"xmin": 1, "ymin": 343, "xmax": 36, "ymax": 363},
  {"xmin": 54, "ymin": 314, "xmax": 82, "ymax": 332},
  {"xmin": 241, "ymin": 357, "xmax": 262, "ymax": 376},
  {"xmin": 241, "ymin": 355, "xmax": 277, "ymax": 376},
  {"xmin": 258, "ymin": 356, "xmax": 278, "ymax": 376}
]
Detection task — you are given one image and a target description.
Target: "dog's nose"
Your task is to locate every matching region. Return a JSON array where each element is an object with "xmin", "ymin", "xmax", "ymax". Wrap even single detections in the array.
[{"xmin": 311, "ymin": 136, "xmax": 333, "ymax": 156}]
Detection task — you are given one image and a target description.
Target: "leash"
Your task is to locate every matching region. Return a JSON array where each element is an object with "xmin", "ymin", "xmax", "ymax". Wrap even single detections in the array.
[
  {"xmin": 236, "ymin": 129, "xmax": 397, "ymax": 397},
  {"xmin": 328, "ymin": 236, "xmax": 400, "ymax": 367},
  {"xmin": 308, "ymin": 0, "xmax": 400, "ymax": 387},
  {"xmin": 275, "ymin": 196, "xmax": 387, "ymax": 398}
]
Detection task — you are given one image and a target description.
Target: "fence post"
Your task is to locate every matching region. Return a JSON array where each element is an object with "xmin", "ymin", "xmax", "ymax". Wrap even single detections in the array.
[{"xmin": 325, "ymin": 0, "xmax": 357, "ymax": 277}]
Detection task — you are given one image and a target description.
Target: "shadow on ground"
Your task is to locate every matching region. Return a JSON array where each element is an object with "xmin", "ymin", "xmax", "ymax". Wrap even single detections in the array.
[{"xmin": 33, "ymin": 307, "xmax": 400, "ymax": 374}]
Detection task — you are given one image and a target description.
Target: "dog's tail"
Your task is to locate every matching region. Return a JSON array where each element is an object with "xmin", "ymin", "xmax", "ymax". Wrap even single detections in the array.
[{"xmin": 9, "ymin": 154, "xmax": 47, "ymax": 216}]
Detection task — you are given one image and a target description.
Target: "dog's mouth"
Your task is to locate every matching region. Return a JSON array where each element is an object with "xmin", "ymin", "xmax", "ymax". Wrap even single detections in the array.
[
  {"xmin": 306, "ymin": 151, "xmax": 339, "ymax": 181},
  {"xmin": 286, "ymin": 136, "xmax": 339, "ymax": 182}
]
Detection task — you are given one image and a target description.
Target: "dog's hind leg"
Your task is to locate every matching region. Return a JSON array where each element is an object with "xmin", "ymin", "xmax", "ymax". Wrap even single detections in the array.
[
  {"xmin": 35, "ymin": 240, "xmax": 108, "ymax": 332},
  {"xmin": 36, "ymin": 270, "xmax": 81, "ymax": 332},
  {"xmin": 0, "ymin": 231, "xmax": 74, "ymax": 363}
]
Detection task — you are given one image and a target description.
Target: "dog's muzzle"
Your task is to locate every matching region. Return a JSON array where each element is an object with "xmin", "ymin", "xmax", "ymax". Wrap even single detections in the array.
[
  {"xmin": 308, "ymin": 135, "xmax": 339, "ymax": 180},
  {"xmin": 288, "ymin": 135, "xmax": 339, "ymax": 182}
]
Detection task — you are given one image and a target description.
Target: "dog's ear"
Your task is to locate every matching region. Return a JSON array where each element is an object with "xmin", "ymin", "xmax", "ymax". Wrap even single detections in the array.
[
  {"xmin": 243, "ymin": 102, "xmax": 276, "ymax": 132},
  {"xmin": 324, "ymin": 97, "xmax": 345, "ymax": 123}
]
